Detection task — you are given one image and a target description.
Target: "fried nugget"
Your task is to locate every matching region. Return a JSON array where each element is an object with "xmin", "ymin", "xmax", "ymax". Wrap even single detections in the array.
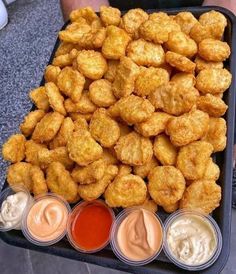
[
  {"xmin": 55, "ymin": 42, "xmax": 80, "ymax": 57},
  {"xmin": 162, "ymin": 202, "xmax": 179, "ymax": 213},
  {"xmin": 134, "ymin": 112, "xmax": 171, "ymax": 137},
  {"xmin": 179, "ymin": 179, "xmax": 221, "ymax": 214},
  {"xmin": 118, "ymin": 122, "xmax": 132, "ymax": 137},
  {"xmin": 2, "ymin": 134, "xmax": 26, "ymax": 163},
  {"xmin": 166, "ymin": 109, "xmax": 209, "ymax": 146},
  {"xmin": 44, "ymin": 65, "xmax": 61, "ymax": 83},
  {"xmin": 20, "ymin": 110, "xmax": 45, "ymax": 137},
  {"xmin": 73, "ymin": 117, "xmax": 88, "ymax": 131},
  {"xmin": 153, "ymin": 134, "xmax": 177, "ymax": 166},
  {"xmin": 69, "ymin": 112, "xmax": 92, "ymax": 122},
  {"xmin": 165, "ymin": 51, "xmax": 196, "ymax": 73},
  {"xmin": 102, "ymin": 26, "xmax": 131, "ymax": 60},
  {"xmin": 171, "ymin": 72, "xmax": 196, "ymax": 88},
  {"xmin": 67, "ymin": 130, "xmax": 103, "ymax": 166},
  {"xmin": 89, "ymin": 108, "xmax": 120, "ymax": 147},
  {"xmin": 140, "ymin": 196, "xmax": 158, "ymax": 213},
  {"xmin": 46, "ymin": 162, "xmax": 78, "ymax": 203},
  {"xmin": 196, "ymin": 68, "xmax": 232, "ymax": 94},
  {"xmin": 203, "ymin": 158, "xmax": 220, "ymax": 181},
  {"xmin": 197, "ymin": 94, "xmax": 228, "ymax": 117},
  {"xmin": 25, "ymin": 140, "xmax": 46, "ymax": 166},
  {"xmin": 174, "ymin": 12, "xmax": 198, "ymax": 34},
  {"xmin": 100, "ymin": 6, "xmax": 121, "ymax": 26},
  {"xmin": 78, "ymin": 165, "xmax": 118, "ymax": 201},
  {"xmin": 89, "ymin": 79, "xmax": 116, "ymax": 107},
  {"xmin": 190, "ymin": 23, "xmax": 220, "ymax": 44},
  {"xmin": 30, "ymin": 165, "xmax": 47, "ymax": 196},
  {"xmin": 104, "ymin": 60, "xmax": 119, "ymax": 82},
  {"xmin": 176, "ymin": 141, "xmax": 214, "ymax": 180},
  {"xmin": 133, "ymin": 156, "xmax": 158, "ymax": 179},
  {"xmin": 101, "ymin": 148, "xmax": 119, "ymax": 165},
  {"xmin": 57, "ymin": 67, "xmax": 85, "ymax": 103},
  {"xmin": 69, "ymin": 7, "xmax": 98, "ymax": 23},
  {"xmin": 52, "ymin": 53, "xmax": 72, "ymax": 68},
  {"xmin": 105, "ymin": 174, "xmax": 147, "ymax": 207},
  {"xmin": 115, "ymin": 132, "xmax": 153, "ymax": 166},
  {"xmin": 148, "ymin": 166, "xmax": 185, "ymax": 206},
  {"xmin": 195, "ymin": 56, "xmax": 223, "ymax": 73},
  {"xmin": 32, "ymin": 112, "xmax": 64, "ymax": 143},
  {"xmin": 29, "ymin": 87, "xmax": 49, "ymax": 111},
  {"xmin": 202, "ymin": 117, "xmax": 227, "ymax": 152},
  {"xmin": 112, "ymin": 56, "xmax": 140, "ymax": 98},
  {"xmin": 117, "ymin": 164, "xmax": 132, "ymax": 177}
]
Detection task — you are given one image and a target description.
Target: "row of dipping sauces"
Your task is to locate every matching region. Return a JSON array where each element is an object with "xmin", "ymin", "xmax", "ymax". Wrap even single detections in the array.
[{"xmin": 0, "ymin": 186, "xmax": 222, "ymax": 271}]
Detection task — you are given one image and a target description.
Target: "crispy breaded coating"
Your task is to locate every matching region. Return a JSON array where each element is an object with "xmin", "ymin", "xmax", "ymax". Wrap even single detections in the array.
[
  {"xmin": 140, "ymin": 196, "xmax": 158, "ymax": 213},
  {"xmin": 100, "ymin": 6, "xmax": 121, "ymax": 26},
  {"xmin": 29, "ymin": 87, "xmax": 49, "ymax": 111},
  {"xmin": 44, "ymin": 65, "xmax": 61, "ymax": 83},
  {"xmin": 100, "ymin": 148, "xmax": 119, "ymax": 165},
  {"xmin": 20, "ymin": 110, "xmax": 45, "ymax": 137},
  {"xmin": 73, "ymin": 117, "xmax": 88, "ymax": 131},
  {"xmin": 174, "ymin": 12, "xmax": 198, "ymax": 34},
  {"xmin": 65, "ymin": 93, "xmax": 96, "ymax": 115},
  {"xmin": 52, "ymin": 53, "xmax": 73, "ymax": 68},
  {"xmin": 104, "ymin": 60, "xmax": 119, "ymax": 82},
  {"xmin": 69, "ymin": 112, "xmax": 92, "ymax": 122},
  {"xmin": 194, "ymin": 56, "xmax": 223, "ymax": 73},
  {"xmin": 165, "ymin": 51, "xmax": 196, "ymax": 73},
  {"xmin": 203, "ymin": 158, "xmax": 220, "ymax": 181},
  {"xmin": 171, "ymin": 72, "xmax": 196, "ymax": 87},
  {"xmin": 31, "ymin": 165, "xmax": 48, "ymax": 196},
  {"xmin": 133, "ymin": 156, "xmax": 158, "ymax": 179},
  {"xmin": 117, "ymin": 164, "xmax": 132, "ymax": 177},
  {"xmin": 55, "ymin": 42, "xmax": 80, "ymax": 57},
  {"xmin": 190, "ymin": 23, "xmax": 220, "ymax": 44},
  {"xmin": 69, "ymin": 7, "xmax": 98, "ymax": 23},
  {"xmin": 25, "ymin": 140, "xmax": 46, "ymax": 166},
  {"xmin": 162, "ymin": 202, "xmax": 179, "ymax": 213}
]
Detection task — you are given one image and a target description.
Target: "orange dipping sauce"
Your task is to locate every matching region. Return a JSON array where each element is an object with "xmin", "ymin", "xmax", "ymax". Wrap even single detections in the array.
[{"xmin": 68, "ymin": 201, "xmax": 114, "ymax": 252}]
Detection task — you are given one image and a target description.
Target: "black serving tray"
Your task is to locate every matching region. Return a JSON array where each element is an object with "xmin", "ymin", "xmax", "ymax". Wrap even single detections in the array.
[{"xmin": 0, "ymin": 6, "xmax": 235, "ymax": 274}]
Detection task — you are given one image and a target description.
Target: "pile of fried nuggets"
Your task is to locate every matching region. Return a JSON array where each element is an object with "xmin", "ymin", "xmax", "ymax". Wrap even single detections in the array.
[{"xmin": 2, "ymin": 7, "xmax": 232, "ymax": 215}]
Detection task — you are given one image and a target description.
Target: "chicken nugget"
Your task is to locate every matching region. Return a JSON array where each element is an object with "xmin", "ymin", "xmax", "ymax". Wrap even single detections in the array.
[
  {"xmin": 32, "ymin": 112, "xmax": 64, "ymax": 143},
  {"xmin": 165, "ymin": 51, "xmax": 196, "ymax": 73},
  {"xmin": 140, "ymin": 197, "xmax": 158, "ymax": 213},
  {"xmin": 78, "ymin": 165, "xmax": 118, "ymax": 201},
  {"xmin": 166, "ymin": 109, "xmax": 209, "ymax": 146},
  {"xmin": 100, "ymin": 6, "xmax": 121, "ymax": 26},
  {"xmin": 197, "ymin": 94, "xmax": 228, "ymax": 117},
  {"xmin": 69, "ymin": 112, "xmax": 92, "ymax": 122},
  {"xmin": 153, "ymin": 134, "xmax": 177, "ymax": 166},
  {"xmin": 57, "ymin": 67, "xmax": 85, "ymax": 103},
  {"xmin": 44, "ymin": 65, "xmax": 61, "ymax": 83},
  {"xmin": 162, "ymin": 202, "xmax": 179, "ymax": 213},
  {"xmin": 171, "ymin": 72, "xmax": 196, "ymax": 88},
  {"xmin": 134, "ymin": 112, "xmax": 171, "ymax": 137},
  {"xmin": 134, "ymin": 67, "xmax": 169, "ymax": 97},
  {"xmin": 148, "ymin": 82, "xmax": 199, "ymax": 116},
  {"xmin": 101, "ymin": 148, "xmax": 119, "ymax": 165},
  {"xmin": 190, "ymin": 23, "xmax": 221, "ymax": 44},
  {"xmin": 73, "ymin": 117, "xmax": 88, "ymax": 131},
  {"xmin": 69, "ymin": 7, "xmax": 98, "ymax": 23},
  {"xmin": 2, "ymin": 134, "xmax": 26, "ymax": 163},
  {"xmin": 203, "ymin": 158, "xmax": 220, "ymax": 181},
  {"xmin": 104, "ymin": 60, "xmax": 119, "ymax": 82},
  {"xmin": 174, "ymin": 12, "xmax": 198, "ymax": 35},
  {"xmin": 45, "ymin": 82, "xmax": 66, "ymax": 116},
  {"xmin": 198, "ymin": 39, "xmax": 230, "ymax": 62},
  {"xmin": 67, "ymin": 130, "xmax": 103, "ymax": 166},
  {"xmin": 202, "ymin": 117, "xmax": 226, "ymax": 152},
  {"xmin": 112, "ymin": 56, "xmax": 140, "ymax": 98},
  {"xmin": 133, "ymin": 156, "xmax": 158, "ymax": 179},
  {"xmin": 115, "ymin": 132, "xmax": 153, "ymax": 166},
  {"xmin": 117, "ymin": 164, "xmax": 132, "ymax": 177},
  {"xmin": 25, "ymin": 140, "xmax": 46, "ymax": 166},
  {"xmin": 55, "ymin": 42, "xmax": 80, "ymax": 57},
  {"xmin": 105, "ymin": 174, "xmax": 147, "ymax": 207},
  {"xmin": 52, "ymin": 53, "xmax": 72, "ymax": 68},
  {"xmin": 196, "ymin": 68, "xmax": 232, "ymax": 94},
  {"xmin": 30, "ymin": 165, "xmax": 47, "ymax": 196},
  {"xmin": 118, "ymin": 122, "xmax": 132, "ymax": 137},
  {"xmin": 148, "ymin": 166, "xmax": 185, "ymax": 206},
  {"xmin": 29, "ymin": 87, "xmax": 49, "ymax": 111},
  {"xmin": 77, "ymin": 50, "xmax": 107, "ymax": 80},
  {"xmin": 194, "ymin": 56, "xmax": 223, "ymax": 73},
  {"xmin": 46, "ymin": 162, "xmax": 78, "ymax": 203},
  {"xmin": 102, "ymin": 26, "xmax": 131, "ymax": 60},
  {"xmin": 89, "ymin": 108, "xmax": 120, "ymax": 147},
  {"xmin": 176, "ymin": 141, "xmax": 214, "ymax": 180},
  {"xmin": 179, "ymin": 179, "xmax": 221, "ymax": 214},
  {"xmin": 92, "ymin": 27, "xmax": 106, "ymax": 49},
  {"xmin": 89, "ymin": 79, "xmax": 116, "ymax": 107},
  {"xmin": 20, "ymin": 110, "xmax": 45, "ymax": 137}
]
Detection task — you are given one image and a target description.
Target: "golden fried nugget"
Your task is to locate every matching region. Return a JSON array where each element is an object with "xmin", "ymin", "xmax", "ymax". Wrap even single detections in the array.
[
  {"xmin": 162, "ymin": 202, "xmax": 179, "ymax": 213},
  {"xmin": 69, "ymin": 48, "xmax": 80, "ymax": 60},
  {"xmin": 112, "ymin": 56, "xmax": 140, "ymax": 98},
  {"xmin": 20, "ymin": 110, "xmax": 45, "ymax": 137},
  {"xmin": 134, "ymin": 67, "xmax": 169, "ymax": 97},
  {"xmin": 134, "ymin": 112, "xmax": 171, "ymax": 137},
  {"xmin": 197, "ymin": 94, "xmax": 228, "ymax": 117},
  {"xmin": 2, "ymin": 134, "xmax": 26, "ymax": 163},
  {"xmin": 46, "ymin": 162, "xmax": 78, "ymax": 203},
  {"xmin": 140, "ymin": 197, "xmax": 158, "ymax": 213},
  {"xmin": 105, "ymin": 174, "xmax": 147, "ymax": 207},
  {"xmin": 118, "ymin": 122, "xmax": 132, "ymax": 137},
  {"xmin": 196, "ymin": 68, "xmax": 232, "ymax": 94},
  {"xmin": 165, "ymin": 51, "xmax": 196, "ymax": 73},
  {"xmin": 153, "ymin": 134, "xmax": 177, "ymax": 166},
  {"xmin": 159, "ymin": 62, "xmax": 173, "ymax": 76},
  {"xmin": 69, "ymin": 7, "xmax": 98, "ymax": 23},
  {"xmin": 127, "ymin": 39, "xmax": 165, "ymax": 67},
  {"xmin": 117, "ymin": 164, "xmax": 132, "ymax": 177},
  {"xmin": 148, "ymin": 166, "xmax": 185, "ymax": 206},
  {"xmin": 176, "ymin": 141, "xmax": 213, "ymax": 180},
  {"xmin": 25, "ymin": 140, "xmax": 46, "ymax": 166},
  {"xmin": 77, "ymin": 50, "xmax": 107, "ymax": 80},
  {"xmin": 171, "ymin": 72, "xmax": 196, "ymax": 88},
  {"xmin": 133, "ymin": 156, "xmax": 158, "ymax": 179},
  {"xmin": 100, "ymin": 6, "xmax": 121, "ymax": 26},
  {"xmin": 29, "ymin": 87, "xmax": 49, "ymax": 111},
  {"xmin": 49, "ymin": 117, "xmax": 75, "ymax": 149},
  {"xmin": 89, "ymin": 79, "xmax": 116, "ymax": 107},
  {"xmin": 203, "ymin": 158, "xmax": 220, "ymax": 181},
  {"xmin": 148, "ymin": 11, "xmax": 169, "ymax": 21},
  {"xmin": 74, "ymin": 117, "xmax": 88, "ymax": 131},
  {"xmin": 101, "ymin": 148, "xmax": 119, "ymax": 165},
  {"xmin": 69, "ymin": 112, "xmax": 92, "ymax": 122},
  {"xmin": 44, "ymin": 65, "xmax": 61, "ymax": 83},
  {"xmin": 52, "ymin": 53, "xmax": 73, "ymax": 68},
  {"xmin": 179, "ymin": 179, "xmax": 221, "ymax": 214},
  {"xmin": 55, "ymin": 42, "xmax": 80, "ymax": 57},
  {"xmin": 67, "ymin": 130, "xmax": 103, "ymax": 166},
  {"xmin": 92, "ymin": 27, "xmax": 106, "ymax": 48},
  {"xmin": 32, "ymin": 112, "xmax": 64, "ymax": 143},
  {"xmin": 194, "ymin": 56, "xmax": 223, "ymax": 73},
  {"xmin": 198, "ymin": 39, "xmax": 230, "ymax": 62},
  {"xmin": 190, "ymin": 22, "xmax": 221, "ymax": 44},
  {"xmin": 57, "ymin": 67, "xmax": 85, "ymax": 103},
  {"xmin": 7, "ymin": 162, "xmax": 32, "ymax": 191},
  {"xmin": 89, "ymin": 108, "xmax": 120, "ymax": 148},
  {"xmin": 174, "ymin": 12, "xmax": 198, "ymax": 34},
  {"xmin": 166, "ymin": 31, "xmax": 197, "ymax": 58},
  {"xmin": 114, "ymin": 132, "xmax": 153, "ymax": 166},
  {"xmin": 102, "ymin": 26, "xmax": 131, "ymax": 60},
  {"xmin": 202, "ymin": 117, "xmax": 227, "ymax": 152},
  {"xmin": 78, "ymin": 165, "xmax": 118, "ymax": 201},
  {"xmin": 45, "ymin": 82, "xmax": 66, "ymax": 116},
  {"xmin": 104, "ymin": 60, "xmax": 119, "ymax": 82},
  {"xmin": 30, "ymin": 165, "xmax": 47, "ymax": 196},
  {"xmin": 148, "ymin": 82, "xmax": 199, "ymax": 116},
  {"xmin": 166, "ymin": 109, "xmax": 209, "ymax": 146}
]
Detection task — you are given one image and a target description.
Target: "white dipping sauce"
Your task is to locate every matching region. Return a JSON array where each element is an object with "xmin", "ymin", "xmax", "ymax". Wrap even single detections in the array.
[
  {"xmin": 0, "ymin": 192, "xmax": 28, "ymax": 229},
  {"xmin": 166, "ymin": 215, "xmax": 217, "ymax": 266}
]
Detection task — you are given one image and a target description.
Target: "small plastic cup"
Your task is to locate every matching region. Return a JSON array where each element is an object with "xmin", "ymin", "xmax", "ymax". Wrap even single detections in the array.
[
  {"xmin": 0, "ymin": 185, "xmax": 33, "ymax": 231},
  {"xmin": 22, "ymin": 193, "xmax": 71, "ymax": 246},
  {"xmin": 67, "ymin": 200, "xmax": 115, "ymax": 253},
  {"xmin": 110, "ymin": 207, "xmax": 164, "ymax": 266},
  {"xmin": 163, "ymin": 209, "xmax": 222, "ymax": 271}
]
